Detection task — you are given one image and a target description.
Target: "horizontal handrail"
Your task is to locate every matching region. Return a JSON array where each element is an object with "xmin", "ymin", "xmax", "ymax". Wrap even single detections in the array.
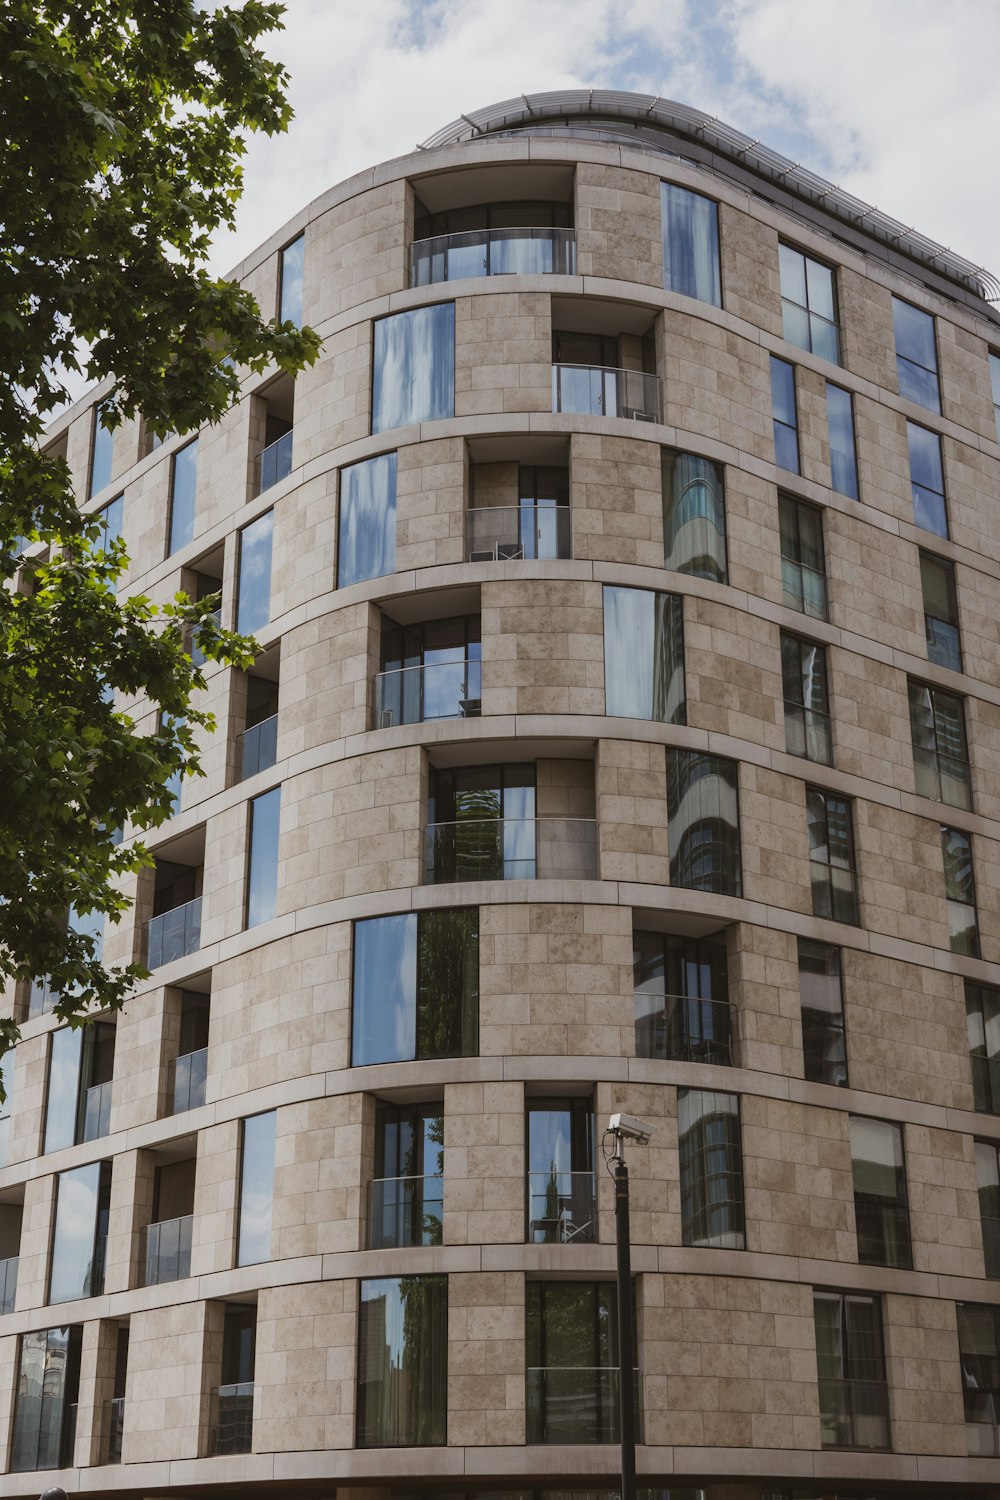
[
  {"xmin": 238, "ymin": 713, "xmax": 279, "ymax": 780},
  {"xmin": 424, "ymin": 816, "xmax": 598, "ymax": 883},
  {"xmin": 552, "ymin": 363, "xmax": 660, "ymax": 422},
  {"xmin": 146, "ymin": 895, "xmax": 202, "ymax": 968},
  {"xmin": 373, "ymin": 659, "xmax": 481, "ymax": 728},
  {"xmin": 466, "ymin": 503, "xmax": 571, "ymax": 562},
  {"xmin": 368, "ymin": 1173, "xmax": 443, "ymax": 1249},
  {"xmin": 634, "ymin": 991, "xmax": 734, "ymax": 1065},
  {"xmin": 254, "ymin": 429, "xmax": 293, "ymax": 495},
  {"xmin": 411, "ymin": 226, "xmax": 576, "ymax": 285}
]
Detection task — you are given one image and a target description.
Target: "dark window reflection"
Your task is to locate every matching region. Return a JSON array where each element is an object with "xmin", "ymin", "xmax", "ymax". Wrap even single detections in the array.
[
  {"xmin": 357, "ymin": 1275, "xmax": 447, "ymax": 1446},
  {"xmin": 798, "ymin": 939, "xmax": 847, "ymax": 1086},
  {"xmin": 666, "ymin": 751, "xmax": 741, "ymax": 897},
  {"xmin": 634, "ymin": 931, "xmax": 731, "ymax": 1065},
  {"xmin": 11, "ymin": 1324, "xmax": 83, "ymax": 1472},
  {"xmin": 351, "ymin": 909, "xmax": 479, "ymax": 1067}
]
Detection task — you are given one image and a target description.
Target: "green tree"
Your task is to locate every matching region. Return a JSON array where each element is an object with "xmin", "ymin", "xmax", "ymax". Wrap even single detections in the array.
[{"xmin": 0, "ymin": 1, "xmax": 321, "ymax": 1052}]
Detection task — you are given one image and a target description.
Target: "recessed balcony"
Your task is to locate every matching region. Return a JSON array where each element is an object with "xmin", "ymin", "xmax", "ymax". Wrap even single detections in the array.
[{"xmin": 412, "ymin": 225, "xmax": 576, "ymax": 285}]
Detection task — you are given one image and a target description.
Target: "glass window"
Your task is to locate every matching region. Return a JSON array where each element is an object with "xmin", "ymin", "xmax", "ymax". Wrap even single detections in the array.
[
  {"xmin": 90, "ymin": 400, "xmax": 114, "ymax": 497},
  {"xmin": 678, "ymin": 1088, "xmax": 745, "ymax": 1249},
  {"xmin": 779, "ymin": 494, "xmax": 827, "ymax": 620},
  {"xmin": 825, "ymin": 382, "xmax": 858, "ymax": 500},
  {"xmin": 377, "ymin": 613, "xmax": 481, "ymax": 728},
  {"xmin": 526, "ymin": 1098, "xmax": 595, "ymax": 1245},
  {"xmin": 44, "ymin": 1027, "xmax": 83, "ymax": 1154},
  {"xmin": 524, "ymin": 1278, "xmax": 632, "ymax": 1440},
  {"xmin": 236, "ymin": 509, "xmax": 273, "ymax": 635},
  {"xmin": 892, "ymin": 295, "xmax": 940, "ymax": 413},
  {"xmin": 920, "ymin": 552, "xmax": 961, "ymax": 671},
  {"xmin": 357, "ymin": 1274, "xmax": 447, "ymax": 1447},
  {"xmin": 850, "ymin": 1116, "xmax": 911, "ymax": 1269},
  {"xmin": 246, "ymin": 786, "xmax": 281, "ymax": 927},
  {"xmin": 906, "ymin": 420, "xmax": 947, "ymax": 537},
  {"xmin": 337, "ymin": 451, "xmax": 397, "ymax": 588},
  {"xmin": 990, "ymin": 352, "xmax": 1000, "ymax": 443},
  {"xmin": 10, "ymin": 1325, "xmax": 83, "ymax": 1472},
  {"xmin": 351, "ymin": 908, "xmax": 479, "ymax": 1067},
  {"xmin": 633, "ymin": 930, "xmax": 731, "ymax": 1066},
  {"xmin": 975, "ymin": 1141, "xmax": 1000, "ymax": 1280},
  {"xmin": 813, "ymin": 1291, "xmax": 889, "ymax": 1450},
  {"xmin": 0, "ymin": 1049, "xmax": 13, "ymax": 1167},
  {"xmin": 279, "ymin": 234, "xmax": 304, "ymax": 328},
  {"xmin": 661, "ymin": 183, "xmax": 721, "ymax": 306},
  {"xmin": 168, "ymin": 437, "xmax": 199, "ymax": 554},
  {"xmin": 372, "ymin": 304, "xmax": 455, "ymax": 434},
  {"xmin": 798, "ymin": 939, "xmax": 847, "ymax": 1086},
  {"xmin": 908, "ymin": 679, "xmax": 972, "ymax": 809},
  {"xmin": 770, "ymin": 356, "xmax": 799, "ymax": 473},
  {"xmin": 525, "ymin": 1280, "xmax": 632, "ymax": 1444},
  {"xmin": 662, "ymin": 451, "xmax": 727, "ymax": 581},
  {"xmin": 236, "ymin": 1110, "xmax": 276, "ymax": 1267},
  {"xmin": 780, "ymin": 245, "xmax": 839, "ymax": 363},
  {"xmin": 603, "ymin": 586, "xmax": 685, "ymax": 723},
  {"xmin": 968, "ymin": 981, "xmax": 1000, "ymax": 1116},
  {"xmin": 942, "ymin": 825, "xmax": 980, "ymax": 957},
  {"xmin": 958, "ymin": 1302, "xmax": 1000, "ymax": 1456},
  {"xmin": 427, "ymin": 763, "xmax": 543, "ymax": 883},
  {"xmin": 212, "ymin": 1304, "xmax": 256, "ymax": 1456},
  {"xmin": 781, "ymin": 632, "xmax": 832, "ymax": 764},
  {"xmin": 49, "ymin": 1160, "xmax": 112, "ymax": 1302},
  {"xmin": 97, "ymin": 494, "xmax": 124, "ymax": 553},
  {"xmin": 806, "ymin": 788, "xmax": 858, "ymax": 925},
  {"xmin": 371, "ymin": 1101, "xmax": 443, "ymax": 1250},
  {"xmin": 666, "ymin": 750, "xmax": 741, "ymax": 897}
]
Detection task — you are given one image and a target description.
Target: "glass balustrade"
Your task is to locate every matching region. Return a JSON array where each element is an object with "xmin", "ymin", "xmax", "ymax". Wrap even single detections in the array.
[
  {"xmin": 103, "ymin": 1396, "xmax": 125, "ymax": 1464},
  {"xmin": 143, "ymin": 1214, "xmax": 193, "ymax": 1286},
  {"xmin": 368, "ymin": 1174, "xmax": 444, "ymax": 1249},
  {"xmin": 373, "ymin": 659, "xmax": 481, "ymax": 729},
  {"xmin": 169, "ymin": 1047, "xmax": 208, "ymax": 1114},
  {"xmin": 412, "ymin": 226, "xmax": 576, "ymax": 285},
  {"xmin": 633, "ymin": 992, "xmax": 733, "ymax": 1066},
  {"xmin": 552, "ymin": 363, "xmax": 660, "ymax": 423},
  {"xmin": 424, "ymin": 817, "xmax": 598, "ymax": 883},
  {"xmin": 466, "ymin": 504, "xmax": 571, "ymax": 562},
  {"xmin": 254, "ymin": 429, "xmax": 293, "ymax": 495},
  {"xmin": 526, "ymin": 1366, "xmax": 642, "ymax": 1444},
  {"xmin": 238, "ymin": 714, "xmax": 279, "ymax": 780},
  {"xmin": 210, "ymin": 1382, "xmax": 254, "ymax": 1456},
  {"xmin": 526, "ymin": 1171, "xmax": 595, "ymax": 1244},
  {"xmin": 818, "ymin": 1376, "xmax": 890, "ymax": 1450},
  {"xmin": 82, "ymin": 1078, "xmax": 113, "ymax": 1142},
  {"xmin": 147, "ymin": 896, "xmax": 202, "ymax": 968}
]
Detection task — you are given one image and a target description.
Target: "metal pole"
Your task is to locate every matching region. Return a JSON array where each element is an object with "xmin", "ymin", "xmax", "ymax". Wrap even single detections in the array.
[{"xmin": 614, "ymin": 1142, "xmax": 637, "ymax": 1500}]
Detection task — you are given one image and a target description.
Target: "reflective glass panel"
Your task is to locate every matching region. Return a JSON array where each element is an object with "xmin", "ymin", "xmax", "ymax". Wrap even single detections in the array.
[
  {"xmin": 661, "ymin": 183, "xmax": 721, "ymax": 306},
  {"xmin": 279, "ymin": 234, "xmax": 305, "ymax": 328},
  {"xmin": 893, "ymin": 296, "xmax": 940, "ymax": 413},
  {"xmin": 770, "ymin": 356, "xmax": 799, "ymax": 473},
  {"xmin": 780, "ymin": 245, "xmax": 840, "ymax": 363},
  {"xmin": 372, "ymin": 304, "xmax": 455, "ymax": 434},
  {"xmin": 798, "ymin": 939, "xmax": 847, "ymax": 1086},
  {"xmin": 666, "ymin": 751, "xmax": 741, "ymax": 896},
  {"xmin": 850, "ymin": 1116, "xmax": 911, "ymax": 1268},
  {"xmin": 338, "ymin": 451, "xmax": 397, "ymax": 587},
  {"xmin": 10, "ymin": 1326, "xmax": 82, "ymax": 1472},
  {"xmin": 237, "ymin": 1110, "xmax": 276, "ymax": 1266},
  {"xmin": 97, "ymin": 494, "xmax": 124, "ymax": 552},
  {"xmin": 357, "ymin": 1275, "xmax": 447, "ymax": 1446},
  {"xmin": 90, "ymin": 401, "xmax": 114, "ymax": 497},
  {"xmin": 603, "ymin": 586, "xmax": 685, "ymax": 723},
  {"xmin": 49, "ymin": 1161, "xmax": 111, "ymax": 1302},
  {"xmin": 168, "ymin": 437, "xmax": 199, "ymax": 554},
  {"xmin": 826, "ymin": 382, "xmax": 858, "ymax": 499},
  {"xmin": 919, "ymin": 551, "xmax": 961, "ymax": 670},
  {"xmin": 678, "ymin": 1089, "xmax": 744, "ymax": 1248},
  {"xmin": 246, "ymin": 785, "xmax": 281, "ymax": 927},
  {"xmin": 237, "ymin": 510, "xmax": 273, "ymax": 635},
  {"xmin": 44, "ymin": 1028, "xmax": 83, "ymax": 1154},
  {"xmin": 906, "ymin": 420, "xmax": 947, "ymax": 537},
  {"xmin": 352, "ymin": 914, "xmax": 417, "ymax": 1066},
  {"xmin": 662, "ymin": 451, "xmax": 726, "ymax": 581}
]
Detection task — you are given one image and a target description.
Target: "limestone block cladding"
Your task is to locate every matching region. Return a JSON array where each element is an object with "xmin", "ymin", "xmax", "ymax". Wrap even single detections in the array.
[{"xmin": 4, "ymin": 88, "xmax": 1000, "ymax": 1500}]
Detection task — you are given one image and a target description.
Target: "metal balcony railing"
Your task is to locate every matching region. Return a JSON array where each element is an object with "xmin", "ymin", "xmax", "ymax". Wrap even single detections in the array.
[
  {"xmin": 781, "ymin": 558, "xmax": 828, "ymax": 621},
  {"xmin": 210, "ymin": 1382, "xmax": 254, "ymax": 1456},
  {"xmin": 169, "ymin": 1047, "xmax": 208, "ymax": 1114},
  {"xmin": 634, "ymin": 991, "xmax": 734, "ymax": 1066},
  {"xmin": 368, "ymin": 1174, "xmax": 443, "ymax": 1249},
  {"xmin": 424, "ymin": 816, "xmax": 598, "ymax": 883},
  {"xmin": 818, "ymin": 1376, "xmax": 890, "ymax": 1450},
  {"xmin": 147, "ymin": 896, "xmax": 202, "ymax": 968},
  {"xmin": 143, "ymin": 1213, "xmax": 193, "ymax": 1286},
  {"xmin": 466, "ymin": 504, "xmax": 571, "ymax": 562},
  {"xmin": 411, "ymin": 226, "xmax": 576, "ymax": 285},
  {"xmin": 0, "ymin": 1256, "xmax": 18, "ymax": 1314},
  {"xmin": 373, "ymin": 659, "xmax": 481, "ymax": 729},
  {"xmin": 103, "ymin": 1397, "xmax": 125, "ymax": 1465},
  {"xmin": 238, "ymin": 714, "xmax": 278, "ymax": 780},
  {"xmin": 552, "ymin": 363, "xmax": 660, "ymax": 423},
  {"xmin": 526, "ymin": 1171, "xmax": 595, "ymax": 1244},
  {"xmin": 526, "ymin": 1366, "xmax": 642, "ymax": 1444},
  {"xmin": 254, "ymin": 429, "xmax": 293, "ymax": 495},
  {"xmin": 82, "ymin": 1078, "xmax": 113, "ymax": 1142},
  {"xmin": 784, "ymin": 701, "xmax": 833, "ymax": 764}
]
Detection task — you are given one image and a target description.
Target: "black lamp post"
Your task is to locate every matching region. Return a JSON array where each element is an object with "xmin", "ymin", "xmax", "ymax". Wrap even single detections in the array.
[{"xmin": 607, "ymin": 1111, "xmax": 656, "ymax": 1500}]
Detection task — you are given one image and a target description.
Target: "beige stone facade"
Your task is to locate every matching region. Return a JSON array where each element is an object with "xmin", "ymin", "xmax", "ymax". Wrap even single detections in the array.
[{"xmin": 2, "ymin": 90, "xmax": 1000, "ymax": 1499}]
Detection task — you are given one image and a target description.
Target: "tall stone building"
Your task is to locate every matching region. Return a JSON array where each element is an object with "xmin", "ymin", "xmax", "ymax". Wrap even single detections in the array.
[{"xmin": 4, "ymin": 89, "xmax": 1000, "ymax": 1499}]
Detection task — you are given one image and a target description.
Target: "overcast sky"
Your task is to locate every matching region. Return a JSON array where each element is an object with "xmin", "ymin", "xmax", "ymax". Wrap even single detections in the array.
[{"xmin": 209, "ymin": 0, "xmax": 1000, "ymax": 281}]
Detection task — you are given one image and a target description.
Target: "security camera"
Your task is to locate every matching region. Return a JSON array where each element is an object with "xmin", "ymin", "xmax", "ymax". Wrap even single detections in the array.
[{"xmin": 608, "ymin": 1111, "xmax": 656, "ymax": 1144}]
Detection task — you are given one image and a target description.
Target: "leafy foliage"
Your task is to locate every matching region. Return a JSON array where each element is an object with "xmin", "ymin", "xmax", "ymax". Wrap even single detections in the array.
[{"xmin": 0, "ymin": 1, "xmax": 321, "ymax": 1049}]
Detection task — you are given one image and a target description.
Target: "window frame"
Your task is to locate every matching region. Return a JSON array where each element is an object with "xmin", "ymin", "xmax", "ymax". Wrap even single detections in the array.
[
  {"xmin": 942, "ymin": 824, "xmax": 980, "ymax": 957},
  {"xmin": 798, "ymin": 938, "xmax": 848, "ymax": 1087},
  {"xmin": 661, "ymin": 449, "xmax": 727, "ymax": 582},
  {"xmin": 236, "ymin": 508, "xmax": 274, "ymax": 636},
  {"xmin": 906, "ymin": 419, "xmax": 947, "ymax": 538},
  {"xmin": 245, "ymin": 784, "xmax": 282, "ymax": 929},
  {"xmin": 677, "ymin": 1087, "xmax": 745, "ymax": 1249},
  {"xmin": 660, "ymin": 181, "xmax": 722, "ymax": 308},
  {"xmin": 779, "ymin": 243, "xmax": 841, "ymax": 364},
  {"xmin": 892, "ymin": 294, "xmax": 941, "ymax": 414},
  {"xmin": 602, "ymin": 584, "xmax": 686, "ymax": 724},
  {"xmin": 806, "ymin": 786, "xmax": 859, "ymax": 925},
  {"xmin": 235, "ymin": 1109, "xmax": 277, "ymax": 1268},
  {"xmin": 780, "ymin": 630, "xmax": 833, "ymax": 765},
  {"xmin": 919, "ymin": 550, "xmax": 961, "ymax": 671},
  {"xmin": 907, "ymin": 678, "xmax": 972, "ymax": 810},
  {"xmin": 825, "ymin": 380, "xmax": 859, "ymax": 499},
  {"xmin": 337, "ymin": 450, "xmax": 398, "ymax": 589},
  {"xmin": 666, "ymin": 749, "xmax": 742, "ymax": 897},
  {"xmin": 278, "ymin": 232, "xmax": 305, "ymax": 329},
  {"xmin": 967, "ymin": 979, "xmax": 1000, "ymax": 1116},
  {"xmin": 356, "ymin": 1273, "xmax": 448, "ymax": 1448},
  {"xmin": 371, "ymin": 302, "xmax": 456, "ymax": 435},
  {"xmin": 849, "ymin": 1115, "xmax": 912, "ymax": 1270},
  {"xmin": 167, "ymin": 436, "xmax": 199, "ymax": 556},
  {"xmin": 770, "ymin": 355, "xmax": 800, "ymax": 473},
  {"xmin": 778, "ymin": 493, "xmax": 828, "ymax": 620}
]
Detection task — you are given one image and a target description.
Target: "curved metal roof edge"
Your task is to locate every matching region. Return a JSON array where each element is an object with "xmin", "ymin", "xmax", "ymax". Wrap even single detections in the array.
[{"xmin": 418, "ymin": 90, "xmax": 1000, "ymax": 305}]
